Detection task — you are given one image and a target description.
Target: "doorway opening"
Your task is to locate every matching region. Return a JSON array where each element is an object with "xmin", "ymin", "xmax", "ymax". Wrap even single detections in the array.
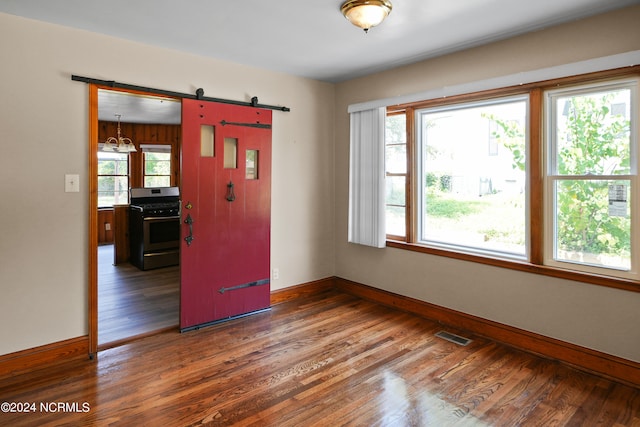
[
  {"xmin": 88, "ymin": 82, "xmax": 281, "ymax": 355},
  {"xmin": 93, "ymin": 87, "xmax": 182, "ymax": 349}
]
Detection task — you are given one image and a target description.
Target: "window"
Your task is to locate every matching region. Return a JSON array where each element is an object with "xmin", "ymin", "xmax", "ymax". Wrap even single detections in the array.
[
  {"xmin": 97, "ymin": 151, "xmax": 129, "ymax": 207},
  {"xmin": 385, "ymin": 113, "xmax": 407, "ymax": 239},
  {"xmin": 416, "ymin": 96, "xmax": 528, "ymax": 258},
  {"xmin": 545, "ymin": 80, "xmax": 637, "ymax": 277},
  {"xmin": 224, "ymin": 138, "xmax": 238, "ymax": 169},
  {"xmin": 142, "ymin": 145, "xmax": 172, "ymax": 188},
  {"xmin": 380, "ymin": 68, "xmax": 640, "ymax": 288},
  {"xmin": 246, "ymin": 150, "xmax": 259, "ymax": 180}
]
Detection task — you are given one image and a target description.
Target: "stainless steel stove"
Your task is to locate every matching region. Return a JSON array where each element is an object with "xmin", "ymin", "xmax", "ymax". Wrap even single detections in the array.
[{"xmin": 129, "ymin": 187, "xmax": 180, "ymax": 270}]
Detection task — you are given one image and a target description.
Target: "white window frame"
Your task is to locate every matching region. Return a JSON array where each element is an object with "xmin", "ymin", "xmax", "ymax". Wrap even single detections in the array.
[
  {"xmin": 97, "ymin": 148, "xmax": 130, "ymax": 208},
  {"xmin": 414, "ymin": 95, "xmax": 530, "ymax": 261},
  {"xmin": 141, "ymin": 144, "xmax": 172, "ymax": 188},
  {"xmin": 543, "ymin": 78, "xmax": 639, "ymax": 279}
]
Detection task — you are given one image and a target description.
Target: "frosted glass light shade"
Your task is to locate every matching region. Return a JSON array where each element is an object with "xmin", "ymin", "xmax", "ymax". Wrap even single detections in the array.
[{"xmin": 341, "ymin": 0, "xmax": 392, "ymax": 33}]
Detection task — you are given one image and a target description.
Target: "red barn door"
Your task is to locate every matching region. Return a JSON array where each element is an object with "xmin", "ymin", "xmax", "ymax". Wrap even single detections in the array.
[{"xmin": 180, "ymin": 98, "xmax": 271, "ymax": 330}]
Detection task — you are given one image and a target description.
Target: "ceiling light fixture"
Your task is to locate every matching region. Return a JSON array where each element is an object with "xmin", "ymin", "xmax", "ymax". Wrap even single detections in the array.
[
  {"xmin": 341, "ymin": 0, "xmax": 393, "ymax": 33},
  {"xmin": 102, "ymin": 114, "xmax": 137, "ymax": 153}
]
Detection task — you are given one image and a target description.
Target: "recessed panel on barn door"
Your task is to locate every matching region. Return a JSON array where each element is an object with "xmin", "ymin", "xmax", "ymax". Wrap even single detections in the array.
[{"xmin": 180, "ymin": 99, "xmax": 272, "ymax": 330}]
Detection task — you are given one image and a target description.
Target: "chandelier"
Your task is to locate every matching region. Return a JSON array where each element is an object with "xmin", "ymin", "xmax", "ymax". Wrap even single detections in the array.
[
  {"xmin": 341, "ymin": 0, "xmax": 393, "ymax": 33},
  {"xmin": 102, "ymin": 114, "xmax": 136, "ymax": 153}
]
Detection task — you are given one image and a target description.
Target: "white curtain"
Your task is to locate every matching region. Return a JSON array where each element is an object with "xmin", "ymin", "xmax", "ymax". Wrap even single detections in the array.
[{"xmin": 348, "ymin": 107, "xmax": 386, "ymax": 248}]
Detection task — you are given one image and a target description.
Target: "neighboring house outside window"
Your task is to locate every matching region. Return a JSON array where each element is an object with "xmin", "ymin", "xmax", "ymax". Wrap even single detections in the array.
[
  {"xmin": 383, "ymin": 70, "xmax": 640, "ymax": 286},
  {"xmin": 415, "ymin": 96, "xmax": 528, "ymax": 258},
  {"xmin": 544, "ymin": 80, "xmax": 636, "ymax": 277}
]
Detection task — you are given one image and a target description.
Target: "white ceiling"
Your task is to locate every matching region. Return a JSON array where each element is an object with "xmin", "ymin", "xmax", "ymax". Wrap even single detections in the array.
[
  {"xmin": 97, "ymin": 90, "xmax": 182, "ymax": 124},
  {"xmin": 2, "ymin": 0, "xmax": 638, "ymax": 122}
]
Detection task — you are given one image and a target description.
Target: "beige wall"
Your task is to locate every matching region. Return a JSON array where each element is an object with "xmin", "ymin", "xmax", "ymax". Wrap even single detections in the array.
[
  {"xmin": 0, "ymin": 13, "xmax": 335, "ymax": 355},
  {"xmin": 334, "ymin": 5, "xmax": 640, "ymax": 362},
  {"xmin": 2, "ymin": 5, "xmax": 639, "ymax": 364}
]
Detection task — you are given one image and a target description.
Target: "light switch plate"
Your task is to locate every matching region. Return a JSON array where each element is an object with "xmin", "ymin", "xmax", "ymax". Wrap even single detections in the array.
[{"xmin": 65, "ymin": 174, "xmax": 80, "ymax": 192}]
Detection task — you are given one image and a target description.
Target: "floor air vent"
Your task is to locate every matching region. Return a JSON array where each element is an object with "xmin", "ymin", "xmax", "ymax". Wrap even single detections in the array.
[{"xmin": 435, "ymin": 331, "xmax": 472, "ymax": 346}]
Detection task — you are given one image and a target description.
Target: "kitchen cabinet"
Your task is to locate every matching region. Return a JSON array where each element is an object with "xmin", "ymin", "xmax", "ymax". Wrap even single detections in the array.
[{"xmin": 113, "ymin": 205, "xmax": 130, "ymax": 265}]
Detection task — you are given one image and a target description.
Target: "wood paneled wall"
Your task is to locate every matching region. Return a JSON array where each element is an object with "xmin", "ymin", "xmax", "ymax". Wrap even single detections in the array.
[
  {"xmin": 98, "ymin": 121, "xmax": 181, "ymax": 188},
  {"xmin": 97, "ymin": 209, "xmax": 114, "ymax": 244},
  {"xmin": 113, "ymin": 205, "xmax": 130, "ymax": 264},
  {"xmin": 97, "ymin": 122, "xmax": 181, "ymax": 246}
]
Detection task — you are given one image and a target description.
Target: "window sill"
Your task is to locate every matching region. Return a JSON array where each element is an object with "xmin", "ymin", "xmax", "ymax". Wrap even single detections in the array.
[{"xmin": 386, "ymin": 240, "xmax": 640, "ymax": 293}]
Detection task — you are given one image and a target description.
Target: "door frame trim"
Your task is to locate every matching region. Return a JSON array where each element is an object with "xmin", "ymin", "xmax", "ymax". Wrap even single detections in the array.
[
  {"xmin": 88, "ymin": 84, "xmax": 98, "ymax": 357},
  {"xmin": 87, "ymin": 84, "xmax": 181, "ymax": 357}
]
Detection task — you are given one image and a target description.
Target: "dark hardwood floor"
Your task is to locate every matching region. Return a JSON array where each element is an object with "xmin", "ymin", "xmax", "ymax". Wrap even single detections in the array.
[
  {"xmin": 98, "ymin": 244, "xmax": 179, "ymax": 345},
  {"xmin": 1, "ymin": 289, "xmax": 638, "ymax": 426}
]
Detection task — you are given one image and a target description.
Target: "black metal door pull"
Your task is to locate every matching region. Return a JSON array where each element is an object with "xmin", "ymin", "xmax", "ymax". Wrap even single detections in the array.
[
  {"xmin": 219, "ymin": 279, "xmax": 270, "ymax": 294},
  {"xmin": 184, "ymin": 214, "xmax": 194, "ymax": 246},
  {"xmin": 226, "ymin": 182, "xmax": 236, "ymax": 202}
]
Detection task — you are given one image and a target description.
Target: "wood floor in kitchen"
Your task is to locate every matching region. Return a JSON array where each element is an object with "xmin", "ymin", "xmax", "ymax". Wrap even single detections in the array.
[{"xmin": 98, "ymin": 244, "xmax": 179, "ymax": 346}]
